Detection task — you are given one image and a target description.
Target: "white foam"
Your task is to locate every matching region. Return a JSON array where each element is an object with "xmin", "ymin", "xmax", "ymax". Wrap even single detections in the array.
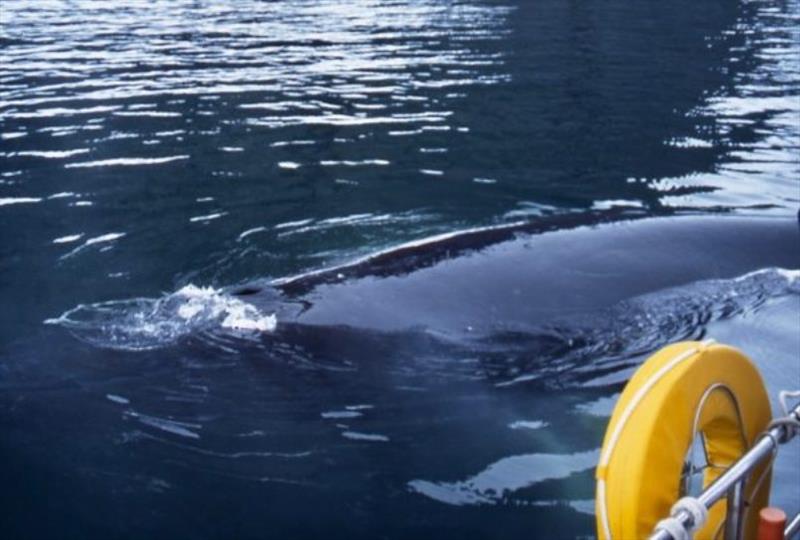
[
  {"xmin": 345, "ymin": 404, "xmax": 374, "ymax": 411},
  {"xmin": 59, "ymin": 232, "xmax": 125, "ymax": 259},
  {"xmin": 45, "ymin": 284, "xmax": 277, "ymax": 350},
  {"xmin": 48, "ymin": 192, "xmax": 77, "ymax": 199},
  {"xmin": 278, "ymin": 161, "xmax": 301, "ymax": 170},
  {"xmin": 274, "ymin": 218, "xmax": 313, "ymax": 230},
  {"xmin": 86, "ymin": 232, "xmax": 125, "ymax": 245},
  {"xmin": 0, "ymin": 197, "xmax": 42, "ymax": 206},
  {"xmin": 113, "ymin": 111, "xmax": 181, "ymax": 118},
  {"xmin": 734, "ymin": 267, "xmax": 800, "ymax": 284},
  {"xmin": 320, "ymin": 213, "xmax": 373, "ymax": 225},
  {"xmin": 52, "ymin": 234, "xmax": 83, "ymax": 244},
  {"xmin": 388, "ymin": 129, "xmax": 422, "ymax": 136},
  {"xmin": 270, "ymin": 140, "xmax": 316, "ymax": 147},
  {"xmin": 221, "ymin": 306, "xmax": 277, "ymax": 332},
  {"xmin": 16, "ymin": 149, "xmax": 90, "ymax": 159},
  {"xmin": 421, "ymin": 125, "xmax": 451, "ymax": 132},
  {"xmin": 238, "ymin": 226, "xmax": 268, "ymax": 240},
  {"xmin": 9, "ymin": 105, "xmax": 121, "ymax": 119},
  {"xmin": 189, "ymin": 212, "xmax": 226, "ymax": 223},
  {"xmin": 666, "ymin": 137, "xmax": 714, "ymax": 148},
  {"xmin": 65, "ymin": 155, "xmax": 189, "ymax": 168},
  {"xmin": 776, "ymin": 269, "xmax": 800, "ymax": 283},
  {"xmin": 591, "ymin": 199, "xmax": 644, "ymax": 210},
  {"xmin": 247, "ymin": 111, "xmax": 450, "ymax": 129},
  {"xmin": 319, "ymin": 159, "xmax": 390, "ymax": 167},
  {"xmin": 341, "ymin": 431, "xmax": 389, "ymax": 442}
]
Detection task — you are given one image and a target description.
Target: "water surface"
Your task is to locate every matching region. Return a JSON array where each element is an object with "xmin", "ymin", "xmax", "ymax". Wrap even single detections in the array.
[{"xmin": 1, "ymin": 0, "xmax": 799, "ymax": 538}]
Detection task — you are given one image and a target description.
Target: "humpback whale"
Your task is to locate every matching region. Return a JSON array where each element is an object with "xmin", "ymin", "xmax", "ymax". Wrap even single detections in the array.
[
  {"xmin": 50, "ymin": 211, "xmax": 800, "ymax": 371},
  {"xmin": 239, "ymin": 212, "xmax": 800, "ymax": 336}
]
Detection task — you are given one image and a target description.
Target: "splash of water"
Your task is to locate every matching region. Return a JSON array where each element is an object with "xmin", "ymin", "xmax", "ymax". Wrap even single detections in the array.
[{"xmin": 44, "ymin": 284, "xmax": 276, "ymax": 351}]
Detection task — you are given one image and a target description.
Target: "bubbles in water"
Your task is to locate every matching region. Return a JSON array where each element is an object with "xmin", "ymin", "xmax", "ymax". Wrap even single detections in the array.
[{"xmin": 45, "ymin": 284, "xmax": 277, "ymax": 351}]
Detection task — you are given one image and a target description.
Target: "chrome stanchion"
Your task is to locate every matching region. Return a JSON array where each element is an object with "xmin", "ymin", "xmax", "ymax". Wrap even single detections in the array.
[{"xmin": 649, "ymin": 401, "xmax": 800, "ymax": 540}]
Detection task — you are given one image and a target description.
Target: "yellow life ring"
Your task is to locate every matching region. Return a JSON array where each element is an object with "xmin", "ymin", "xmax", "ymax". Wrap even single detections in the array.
[{"xmin": 595, "ymin": 341, "xmax": 773, "ymax": 540}]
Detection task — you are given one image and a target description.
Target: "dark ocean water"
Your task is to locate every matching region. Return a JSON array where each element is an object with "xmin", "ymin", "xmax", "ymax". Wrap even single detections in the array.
[{"xmin": 1, "ymin": 0, "xmax": 799, "ymax": 538}]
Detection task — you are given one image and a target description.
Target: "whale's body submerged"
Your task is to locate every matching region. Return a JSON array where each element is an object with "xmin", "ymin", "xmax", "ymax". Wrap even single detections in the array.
[
  {"xmin": 239, "ymin": 214, "xmax": 799, "ymax": 388},
  {"xmin": 45, "ymin": 212, "xmax": 800, "ymax": 398},
  {"xmin": 260, "ymin": 214, "xmax": 799, "ymax": 335}
]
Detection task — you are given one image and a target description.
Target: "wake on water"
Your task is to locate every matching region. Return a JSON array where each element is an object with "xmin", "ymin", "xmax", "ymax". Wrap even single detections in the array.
[
  {"xmin": 480, "ymin": 267, "xmax": 800, "ymax": 387},
  {"xmin": 44, "ymin": 268, "xmax": 799, "ymax": 372},
  {"xmin": 44, "ymin": 284, "xmax": 277, "ymax": 351}
]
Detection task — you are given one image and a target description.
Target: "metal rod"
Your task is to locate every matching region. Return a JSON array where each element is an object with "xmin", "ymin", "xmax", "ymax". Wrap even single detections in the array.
[
  {"xmin": 648, "ymin": 402, "xmax": 800, "ymax": 540},
  {"xmin": 699, "ymin": 435, "xmax": 773, "ymax": 508},
  {"xmin": 786, "ymin": 512, "xmax": 800, "ymax": 539},
  {"xmin": 724, "ymin": 480, "xmax": 744, "ymax": 540}
]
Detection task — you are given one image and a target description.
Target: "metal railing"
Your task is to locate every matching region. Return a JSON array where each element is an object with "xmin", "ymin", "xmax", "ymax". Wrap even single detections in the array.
[
  {"xmin": 786, "ymin": 512, "xmax": 800, "ymax": 539},
  {"xmin": 649, "ymin": 401, "xmax": 800, "ymax": 540}
]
